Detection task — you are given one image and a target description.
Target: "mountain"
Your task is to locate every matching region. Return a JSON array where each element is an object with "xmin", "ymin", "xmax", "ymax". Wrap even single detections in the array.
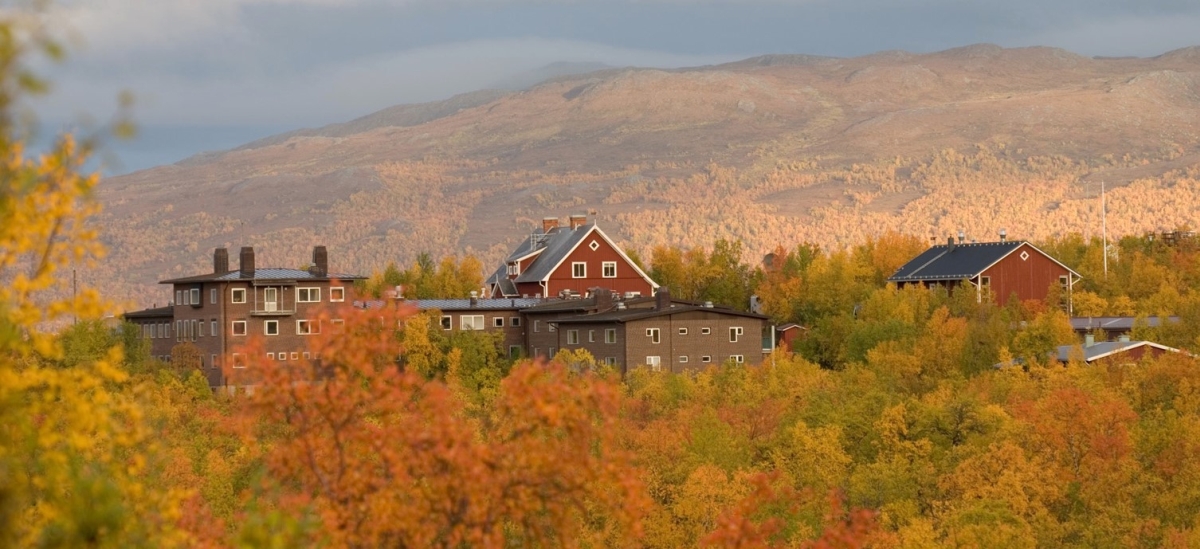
[{"xmin": 97, "ymin": 44, "xmax": 1200, "ymax": 306}]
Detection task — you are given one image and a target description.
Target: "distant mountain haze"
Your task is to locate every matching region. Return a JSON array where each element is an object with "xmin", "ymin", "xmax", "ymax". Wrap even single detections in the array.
[{"xmin": 97, "ymin": 45, "xmax": 1200, "ymax": 307}]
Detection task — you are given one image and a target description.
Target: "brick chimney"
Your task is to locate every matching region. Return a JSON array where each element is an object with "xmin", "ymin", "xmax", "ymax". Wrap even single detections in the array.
[
  {"xmin": 569, "ymin": 213, "xmax": 587, "ymax": 230},
  {"xmin": 655, "ymin": 286, "xmax": 670, "ymax": 311},
  {"xmin": 592, "ymin": 287, "xmax": 614, "ymax": 311},
  {"xmin": 542, "ymin": 216, "xmax": 559, "ymax": 233},
  {"xmin": 239, "ymin": 247, "xmax": 255, "ymax": 278},
  {"xmin": 310, "ymin": 245, "xmax": 328, "ymax": 277},
  {"xmin": 213, "ymin": 247, "xmax": 229, "ymax": 274}
]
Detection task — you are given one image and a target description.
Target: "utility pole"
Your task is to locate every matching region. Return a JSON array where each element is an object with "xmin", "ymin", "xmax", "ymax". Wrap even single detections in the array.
[
  {"xmin": 1102, "ymin": 181, "xmax": 1108, "ymax": 280},
  {"xmin": 72, "ymin": 268, "xmax": 77, "ymax": 325}
]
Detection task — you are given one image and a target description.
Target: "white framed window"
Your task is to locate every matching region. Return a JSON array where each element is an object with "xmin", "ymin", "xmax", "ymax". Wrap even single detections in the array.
[
  {"xmin": 441, "ymin": 316, "xmax": 452, "ymax": 330},
  {"xmin": 331, "ymin": 318, "xmax": 345, "ymax": 333},
  {"xmin": 647, "ymin": 328, "xmax": 660, "ymax": 344},
  {"xmin": 157, "ymin": 323, "xmax": 164, "ymax": 338},
  {"xmin": 589, "ymin": 240, "xmax": 600, "ymax": 251},
  {"xmin": 732, "ymin": 355, "xmax": 745, "ymax": 363},
  {"xmin": 701, "ymin": 327, "xmax": 711, "ymax": 335},
  {"xmin": 231, "ymin": 288, "xmax": 246, "ymax": 304},
  {"xmin": 461, "ymin": 315, "xmax": 485, "ymax": 330},
  {"xmin": 605, "ymin": 357, "xmax": 617, "ymax": 366},
  {"xmin": 198, "ymin": 321, "xmax": 205, "ymax": 337},
  {"xmin": 646, "ymin": 356, "xmax": 661, "ymax": 372},
  {"xmin": 534, "ymin": 320, "xmax": 540, "ymax": 333},
  {"xmin": 297, "ymin": 287, "xmax": 321, "ymax": 303},
  {"xmin": 602, "ymin": 261, "xmax": 617, "ymax": 278},
  {"xmin": 511, "ymin": 317, "xmax": 521, "ymax": 327},
  {"xmin": 210, "ymin": 320, "xmax": 217, "ymax": 336},
  {"xmin": 231, "ymin": 353, "xmax": 245, "ymax": 369},
  {"xmin": 572, "ymin": 262, "xmax": 586, "ymax": 278},
  {"xmin": 507, "ymin": 262, "xmax": 520, "ymax": 276},
  {"xmin": 679, "ymin": 327, "xmax": 688, "ymax": 335},
  {"xmin": 290, "ymin": 352, "xmax": 298, "ymax": 360},
  {"xmin": 605, "ymin": 329, "xmax": 616, "ymax": 344},
  {"xmin": 588, "ymin": 330, "xmax": 595, "ymax": 343},
  {"xmin": 264, "ymin": 320, "xmax": 279, "ymax": 335},
  {"xmin": 730, "ymin": 326, "xmax": 743, "ymax": 343},
  {"xmin": 267, "ymin": 352, "xmax": 275, "ymax": 360},
  {"xmin": 679, "ymin": 356, "xmax": 689, "ymax": 363},
  {"xmin": 297, "ymin": 319, "xmax": 319, "ymax": 335},
  {"xmin": 548, "ymin": 347, "xmax": 557, "ymax": 357},
  {"xmin": 190, "ymin": 288, "xmax": 200, "ymax": 305},
  {"xmin": 567, "ymin": 330, "xmax": 580, "ymax": 344},
  {"xmin": 494, "ymin": 317, "xmax": 505, "ymax": 328},
  {"xmin": 702, "ymin": 355, "xmax": 712, "ymax": 363},
  {"xmin": 549, "ymin": 323, "xmax": 557, "ymax": 333},
  {"xmin": 210, "ymin": 354, "xmax": 217, "ymax": 368},
  {"xmin": 330, "ymin": 287, "xmax": 345, "ymax": 302},
  {"xmin": 175, "ymin": 290, "xmax": 182, "ymax": 305},
  {"xmin": 232, "ymin": 321, "xmax": 247, "ymax": 336},
  {"xmin": 210, "ymin": 288, "xmax": 217, "ymax": 304}
]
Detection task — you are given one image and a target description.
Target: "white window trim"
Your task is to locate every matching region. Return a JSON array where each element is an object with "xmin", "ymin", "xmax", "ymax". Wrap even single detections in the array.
[
  {"xmin": 297, "ymin": 319, "xmax": 319, "ymax": 335},
  {"xmin": 572, "ymin": 261, "xmax": 586, "ymax": 278},
  {"xmin": 190, "ymin": 288, "xmax": 200, "ymax": 305},
  {"xmin": 647, "ymin": 328, "xmax": 660, "ymax": 344},
  {"xmin": 679, "ymin": 327, "xmax": 688, "ymax": 335},
  {"xmin": 567, "ymin": 330, "xmax": 579, "ymax": 345},
  {"xmin": 330, "ymin": 287, "xmax": 345, "ymax": 302},
  {"xmin": 461, "ymin": 315, "xmax": 485, "ymax": 331},
  {"xmin": 231, "ymin": 320, "xmax": 247, "ymax": 336},
  {"xmin": 511, "ymin": 317, "xmax": 521, "ymax": 327},
  {"xmin": 210, "ymin": 288, "xmax": 217, "ymax": 304},
  {"xmin": 297, "ymin": 287, "xmax": 321, "ymax": 303},
  {"xmin": 231, "ymin": 288, "xmax": 246, "ymax": 304},
  {"xmin": 264, "ymin": 320, "xmax": 279, "ymax": 336},
  {"xmin": 646, "ymin": 356, "xmax": 661, "ymax": 372},
  {"xmin": 493, "ymin": 317, "xmax": 505, "ymax": 328},
  {"xmin": 605, "ymin": 329, "xmax": 616, "ymax": 344},
  {"xmin": 588, "ymin": 330, "xmax": 595, "ymax": 343},
  {"xmin": 210, "ymin": 320, "xmax": 217, "ymax": 336},
  {"xmin": 701, "ymin": 327, "xmax": 711, "ymax": 335},
  {"xmin": 679, "ymin": 356, "xmax": 689, "ymax": 363},
  {"xmin": 605, "ymin": 357, "xmax": 617, "ymax": 366},
  {"xmin": 441, "ymin": 315, "xmax": 452, "ymax": 330},
  {"xmin": 702, "ymin": 355, "xmax": 712, "ymax": 363},
  {"xmin": 602, "ymin": 261, "xmax": 617, "ymax": 278},
  {"xmin": 730, "ymin": 326, "xmax": 743, "ymax": 343},
  {"xmin": 231, "ymin": 353, "xmax": 246, "ymax": 369},
  {"xmin": 175, "ymin": 290, "xmax": 182, "ymax": 305},
  {"xmin": 732, "ymin": 355, "xmax": 745, "ymax": 363}
]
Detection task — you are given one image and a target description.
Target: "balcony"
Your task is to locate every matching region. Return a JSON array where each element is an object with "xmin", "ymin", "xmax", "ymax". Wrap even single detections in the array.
[{"xmin": 250, "ymin": 300, "xmax": 294, "ymax": 316}]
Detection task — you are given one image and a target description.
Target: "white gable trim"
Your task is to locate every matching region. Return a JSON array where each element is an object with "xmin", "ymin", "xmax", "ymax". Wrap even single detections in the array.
[
  {"xmin": 1087, "ymin": 341, "xmax": 1181, "ymax": 362},
  {"xmin": 534, "ymin": 225, "xmax": 659, "ymax": 289},
  {"xmin": 976, "ymin": 242, "xmax": 1083, "ymax": 281}
]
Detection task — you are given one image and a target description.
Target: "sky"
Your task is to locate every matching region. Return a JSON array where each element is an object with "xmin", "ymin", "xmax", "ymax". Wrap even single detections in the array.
[{"xmin": 31, "ymin": 0, "xmax": 1200, "ymax": 174}]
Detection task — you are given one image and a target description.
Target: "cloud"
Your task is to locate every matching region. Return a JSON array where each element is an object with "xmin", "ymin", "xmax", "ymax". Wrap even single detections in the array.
[{"xmin": 1010, "ymin": 13, "xmax": 1200, "ymax": 57}]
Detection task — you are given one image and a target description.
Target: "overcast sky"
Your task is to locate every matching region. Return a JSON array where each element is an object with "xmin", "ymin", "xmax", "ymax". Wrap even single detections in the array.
[{"xmin": 31, "ymin": 0, "xmax": 1200, "ymax": 173}]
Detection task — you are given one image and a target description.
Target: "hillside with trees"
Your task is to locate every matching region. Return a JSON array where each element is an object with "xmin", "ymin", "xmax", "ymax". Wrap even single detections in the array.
[{"xmin": 95, "ymin": 44, "xmax": 1200, "ymax": 306}]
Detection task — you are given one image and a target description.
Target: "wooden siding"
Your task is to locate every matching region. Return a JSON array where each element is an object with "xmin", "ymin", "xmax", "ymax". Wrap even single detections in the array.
[
  {"xmin": 544, "ymin": 233, "xmax": 654, "ymax": 298},
  {"xmin": 981, "ymin": 243, "xmax": 1071, "ymax": 306}
]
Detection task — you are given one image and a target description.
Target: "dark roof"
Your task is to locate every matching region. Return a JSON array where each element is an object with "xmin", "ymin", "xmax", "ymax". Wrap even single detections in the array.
[
  {"xmin": 888, "ymin": 241, "xmax": 1080, "ymax": 282},
  {"xmin": 162, "ymin": 268, "xmax": 365, "ymax": 284},
  {"xmin": 353, "ymin": 298, "xmax": 543, "ymax": 311},
  {"xmin": 1055, "ymin": 340, "xmax": 1182, "ymax": 362},
  {"xmin": 1070, "ymin": 316, "xmax": 1180, "ymax": 331},
  {"xmin": 515, "ymin": 224, "xmax": 596, "ymax": 283},
  {"xmin": 121, "ymin": 306, "xmax": 174, "ymax": 319},
  {"xmin": 552, "ymin": 304, "xmax": 767, "ymax": 324}
]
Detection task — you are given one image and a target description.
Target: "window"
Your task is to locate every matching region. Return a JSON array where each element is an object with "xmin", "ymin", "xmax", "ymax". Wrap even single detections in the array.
[
  {"xmin": 494, "ymin": 317, "xmax": 505, "ymax": 328},
  {"xmin": 605, "ymin": 329, "xmax": 616, "ymax": 344},
  {"xmin": 679, "ymin": 327, "xmax": 688, "ymax": 335},
  {"xmin": 174, "ymin": 320, "xmax": 180, "ymax": 341},
  {"xmin": 331, "ymin": 319, "xmax": 345, "ymax": 333},
  {"xmin": 732, "ymin": 355, "xmax": 745, "ymax": 363},
  {"xmin": 441, "ymin": 315, "xmax": 452, "ymax": 330},
  {"xmin": 548, "ymin": 347, "xmax": 557, "ymax": 358},
  {"xmin": 588, "ymin": 330, "xmax": 595, "ymax": 343},
  {"xmin": 297, "ymin": 319, "xmax": 319, "ymax": 335},
  {"xmin": 646, "ymin": 356, "xmax": 661, "ymax": 372},
  {"xmin": 210, "ymin": 320, "xmax": 216, "ymax": 336},
  {"xmin": 290, "ymin": 352, "xmax": 298, "ymax": 361},
  {"xmin": 231, "ymin": 353, "xmax": 245, "ymax": 368},
  {"xmin": 297, "ymin": 287, "xmax": 321, "ymax": 303},
  {"xmin": 1059, "ymin": 275, "xmax": 1070, "ymax": 290},
  {"xmin": 198, "ymin": 321, "xmax": 205, "ymax": 337},
  {"xmin": 548, "ymin": 323, "xmax": 556, "ymax": 333},
  {"xmin": 679, "ymin": 356, "xmax": 689, "ymax": 363},
  {"xmin": 534, "ymin": 320, "xmax": 540, "ymax": 333},
  {"xmin": 210, "ymin": 288, "xmax": 217, "ymax": 304},
  {"xmin": 572, "ymin": 262, "xmax": 586, "ymax": 278},
  {"xmin": 267, "ymin": 352, "xmax": 275, "ymax": 360},
  {"xmin": 175, "ymin": 290, "xmax": 182, "ymax": 305},
  {"xmin": 264, "ymin": 320, "xmax": 279, "ymax": 335},
  {"xmin": 157, "ymin": 323, "xmax": 164, "ymax": 338},
  {"xmin": 604, "ymin": 357, "xmax": 617, "ymax": 366},
  {"xmin": 602, "ymin": 261, "xmax": 617, "ymax": 278},
  {"xmin": 702, "ymin": 355, "xmax": 712, "ymax": 363},
  {"xmin": 589, "ymin": 240, "xmax": 600, "ymax": 251},
  {"xmin": 511, "ymin": 317, "xmax": 521, "ymax": 327},
  {"xmin": 330, "ymin": 287, "xmax": 345, "ymax": 302},
  {"xmin": 231, "ymin": 288, "xmax": 246, "ymax": 303},
  {"xmin": 190, "ymin": 288, "xmax": 200, "ymax": 305},
  {"xmin": 303, "ymin": 352, "xmax": 311, "ymax": 360},
  {"xmin": 232, "ymin": 321, "xmax": 247, "ymax": 336},
  {"xmin": 729, "ymin": 326, "xmax": 743, "ymax": 343},
  {"xmin": 509, "ymin": 346, "xmax": 522, "ymax": 359},
  {"xmin": 646, "ymin": 328, "xmax": 660, "ymax": 344},
  {"xmin": 461, "ymin": 315, "xmax": 485, "ymax": 330},
  {"xmin": 211, "ymin": 354, "xmax": 217, "ymax": 369},
  {"xmin": 567, "ymin": 330, "xmax": 580, "ymax": 344},
  {"xmin": 507, "ymin": 262, "xmax": 520, "ymax": 276},
  {"xmin": 701, "ymin": 327, "xmax": 711, "ymax": 335},
  {"xmin": 191, "ymin": 319, "xmax": 198, "ymax": 340}
]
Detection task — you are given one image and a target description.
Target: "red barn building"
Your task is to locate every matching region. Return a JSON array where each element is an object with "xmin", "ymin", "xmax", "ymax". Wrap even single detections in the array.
[
  {"xmin": 485, "ymin": 214, "xmax": 657, "ymax": 299},
  {"xmin": 888, "ymin": 237, "xmax": 1081, "ymax": 309}
]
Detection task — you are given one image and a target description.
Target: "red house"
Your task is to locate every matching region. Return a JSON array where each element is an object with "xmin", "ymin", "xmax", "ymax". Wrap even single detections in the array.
[
  {"xmin": 485, "ymin": 214, "xmax": 657, "ymax": 299},
  {"xmin": 888, "ymin": 237, "xmax": 1081, "ymax": 309}
]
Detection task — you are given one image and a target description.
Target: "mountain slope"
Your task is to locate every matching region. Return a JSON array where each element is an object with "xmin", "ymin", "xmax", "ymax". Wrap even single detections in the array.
[{"xmin": 98, "ymin": 44, "xmax": 1200, "ymax": 305}]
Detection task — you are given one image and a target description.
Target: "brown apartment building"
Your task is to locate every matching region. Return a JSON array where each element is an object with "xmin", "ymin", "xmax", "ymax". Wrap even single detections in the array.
[{"xmin": 123, "ymin": 246, "xmax": 366, "ymax": 387}]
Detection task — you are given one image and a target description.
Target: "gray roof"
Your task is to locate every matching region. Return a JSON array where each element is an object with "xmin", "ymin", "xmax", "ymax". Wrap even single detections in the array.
[
  {"xmin": 889, "ymin": 241, "xmax": 1026, "ymax": 281},
  {"xmin": 121, "ymin": 306, "xmax": 174, "ymax": 319},
  {"xmin": 553, "ymin": 304, "xmax": 767, "ymax": 324},
  {"xmin": 354, "ymin": 298, "xmax": 542, "ymax": 311},
  {"xmin": 1070, "ymin": 316, "xmax": 1180, "ymax": 331},
  {"xmin": 1055, "ymin": 340, "xmax": 1182, "ymax": 363},
  {"xmin": 163, "ymin": 268, "xmax": 365, "ymax": 284},
  {"xmin": 515, "ymin": 223, "xmax": 596, "ymax": 283}
]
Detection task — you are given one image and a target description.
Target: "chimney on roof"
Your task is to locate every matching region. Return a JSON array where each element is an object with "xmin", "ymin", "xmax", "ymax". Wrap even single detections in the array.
[
  {"xmin": 947, "ymin": 236, "xmax": 956, "ymax": 250},
  {"xmin": 593, "ymin": 287, "xmax": 614, "ymax": 311},
  {"xmin": 310, "ymin": 245, "xmax": 328, "ymax": 277},
  {"xmin": 999, "ymin": 228, "xmax": 1007, "ymax": 242},
  {"xmin": 213, "ymin": 247, "xmax": 229, "ymax": 274},
  {"xmin": 655, "ymin": 286, "xmax": 670, "ymax": 311},
  {"xmin": 1085, "ymin": 333, "xmax": 1095, "ymax": 347},
  {"xmin": 239, "ymin": 247, "xmax": 255, "ymax": 278},
  {"xmin": 569, "ymin": 213, "xmax": 588, "ymax": 230},
  {"xmin": 542, "ymin": 217, "xmax": 560, "ymax": 233},
  {"xmin": 470, "ymin": 290, "xmax": 479, "ymax": 307}
]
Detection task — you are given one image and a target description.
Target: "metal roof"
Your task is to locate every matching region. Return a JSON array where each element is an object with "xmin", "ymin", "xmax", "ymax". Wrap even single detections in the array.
[
  {"xmin": 889, "ymin": 241, "xmax": 1025, "ymax": 281},
  {"xmin": 553, "ymin": 304, "xmax": 767, "ymax": 324},
  {"xmin": 1070, "ymin": 316, "xmax": 1180, "ymax": 331},
  {"xmin": 515, "ymin": 224, "xmax": 596, "ymax": 283},
  {"xmin": 1055, "ymin": 340, "xmax": 1182, "ymax": 363},
  {"xmin": 121, "ymin": 306, "xmax": 174, "ymax": 319},
  {"xmin": 415, "ymin": 298, "xmax": 543, "ymax": 311}
]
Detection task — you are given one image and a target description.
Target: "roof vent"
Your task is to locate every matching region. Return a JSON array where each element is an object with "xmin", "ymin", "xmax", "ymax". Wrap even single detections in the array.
[
  {"xmin": 958, "ymin": 230, "xmax": 966, "ymax": 242},
  {"xmin": 999, "ymin": 228, "xmax": 1007, "ymax": 242},
  {"xmin": 704, "ymin": 301, "xmax": 714, "ymax": 308},
  {"xmin": 616, "ymin": 302, "xmax": 626, "ymax": 310},
  {"xmin": 469, "ymin": 290, "xmax": 479, "ymax": 307}
]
